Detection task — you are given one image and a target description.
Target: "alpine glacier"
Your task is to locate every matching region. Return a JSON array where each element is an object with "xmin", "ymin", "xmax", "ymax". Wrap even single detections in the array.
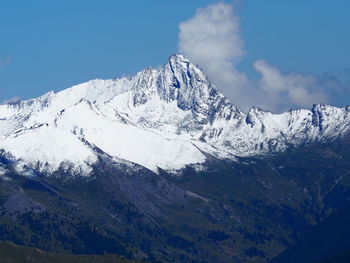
[{"xmin": 0, "ymin": 54, "xmax": 349, "ymax": 175}]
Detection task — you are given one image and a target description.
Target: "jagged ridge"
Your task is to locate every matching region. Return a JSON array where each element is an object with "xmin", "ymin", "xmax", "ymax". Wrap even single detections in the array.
[{"xmin": 0, "ymin": 54, "xmax": 349, "ymax": 175}]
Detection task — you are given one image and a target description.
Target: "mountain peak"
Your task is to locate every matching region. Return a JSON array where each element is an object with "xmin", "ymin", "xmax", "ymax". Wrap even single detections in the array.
[
  {"xmin": 168, "ymin": 54, "xmax": 190, "ymax": 63},
  {"xmin": 164, "ymin": 54, "xmax": 204, "ymax": 81},
  {"xmin": 1, "ymin": 54, "xmax": 350, "ymax": 176}
]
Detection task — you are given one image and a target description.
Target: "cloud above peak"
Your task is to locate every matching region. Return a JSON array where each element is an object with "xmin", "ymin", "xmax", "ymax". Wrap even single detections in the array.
[
  {"xmin": 179, "ymin": 3, "xmax": 244, "ymax": 64},
  {"xmin": 254, "ymin": 60, "xmax": 329, "ymax": 108},
  {"xmin": 179, "ymin": 2, "xmax": 250, "ymax": 107},
  {"xmin": 178, "ymin": 2, "xmax": 345, "ymax": 113}
]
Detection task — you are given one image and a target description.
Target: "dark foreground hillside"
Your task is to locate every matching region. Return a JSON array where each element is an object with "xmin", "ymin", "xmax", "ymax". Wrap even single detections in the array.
[
  {"xmin": 322, "ymin": 250, "xmax": 350, "ymax": 263},
  {"xmin": 1, "ymin": 141, "xmax": 350, "ymax": 262},
  {"xmin": 269, "ymin": 204, "xmax": 350, "ymax": 263},
  {"xmin": 0, "ymin": 241, "xmax": 141, "ymax": 263}
]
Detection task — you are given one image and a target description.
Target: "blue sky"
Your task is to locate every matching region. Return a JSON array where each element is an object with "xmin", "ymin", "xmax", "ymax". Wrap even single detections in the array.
[{"xmin": 0, "ymin": 0, "xmax": 349, "ymax": 111}]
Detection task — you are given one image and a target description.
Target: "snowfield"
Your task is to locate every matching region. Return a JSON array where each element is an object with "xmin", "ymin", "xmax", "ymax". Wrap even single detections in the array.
[{"xmin": 0, "ymin": 55, "xmax": 349, "ymax": 175}]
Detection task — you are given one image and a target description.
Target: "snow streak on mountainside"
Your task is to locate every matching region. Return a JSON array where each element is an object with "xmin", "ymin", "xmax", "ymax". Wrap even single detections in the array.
[{"xmin": 0, "ymin": 55, "xmax": 349, "ymax": 175}]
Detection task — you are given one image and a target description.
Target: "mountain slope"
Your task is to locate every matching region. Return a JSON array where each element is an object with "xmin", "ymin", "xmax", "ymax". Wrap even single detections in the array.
[
  {"xmin": 322, "ymin": 250, "xmax": 350, "ymax": 263},
  {"xmin": 1, "ymin": 141, "xmax": 350, "ymax": 262},
  {"xmin": 1, "ymin": 54, "xmax": 350, "ymax": 263},
  {"xmin": 0, "ymin": 55, "xmax": 350, "ymax": 176},
  {"xmin": 269, "ymin": 203, "xmax": 350, "ymax": 263},
  {"xmin": 0, "ymin": 242, "xmax": 142, "ymax": 263}
]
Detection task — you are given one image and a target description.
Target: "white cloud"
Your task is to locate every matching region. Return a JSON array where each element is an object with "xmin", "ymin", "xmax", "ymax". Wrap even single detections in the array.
[
  {"xmin": 178, "ymin": 2, "xmax": 251, "ymax": 107},
  {"xmin": 254, "ymin": 60, "xmax": 329, "ymax": 109},
  {"xmin": 178, "ymin": 2, "xmax": 333, "ymax": 112}
]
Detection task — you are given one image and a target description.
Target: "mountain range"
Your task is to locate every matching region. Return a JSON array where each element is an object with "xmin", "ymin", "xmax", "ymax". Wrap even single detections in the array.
[
  {"xmin": 0, "ymin": 55, "xmax": 350, "ymax": 263},
  {"xmin": 1, "ymin": 54, "xmax": 349, "ymax": 176}
]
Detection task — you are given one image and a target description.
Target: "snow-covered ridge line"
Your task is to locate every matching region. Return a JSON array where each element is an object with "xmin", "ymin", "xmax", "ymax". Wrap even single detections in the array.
[{"xmin": 0, "ymin": 54, "xmax": 349, "ymax": 176}]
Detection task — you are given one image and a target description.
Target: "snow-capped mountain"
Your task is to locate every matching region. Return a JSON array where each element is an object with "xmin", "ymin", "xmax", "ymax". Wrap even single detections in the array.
[{"xmin": 0, "ymin": 54, "xmax": 349, "ymax": 175}]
